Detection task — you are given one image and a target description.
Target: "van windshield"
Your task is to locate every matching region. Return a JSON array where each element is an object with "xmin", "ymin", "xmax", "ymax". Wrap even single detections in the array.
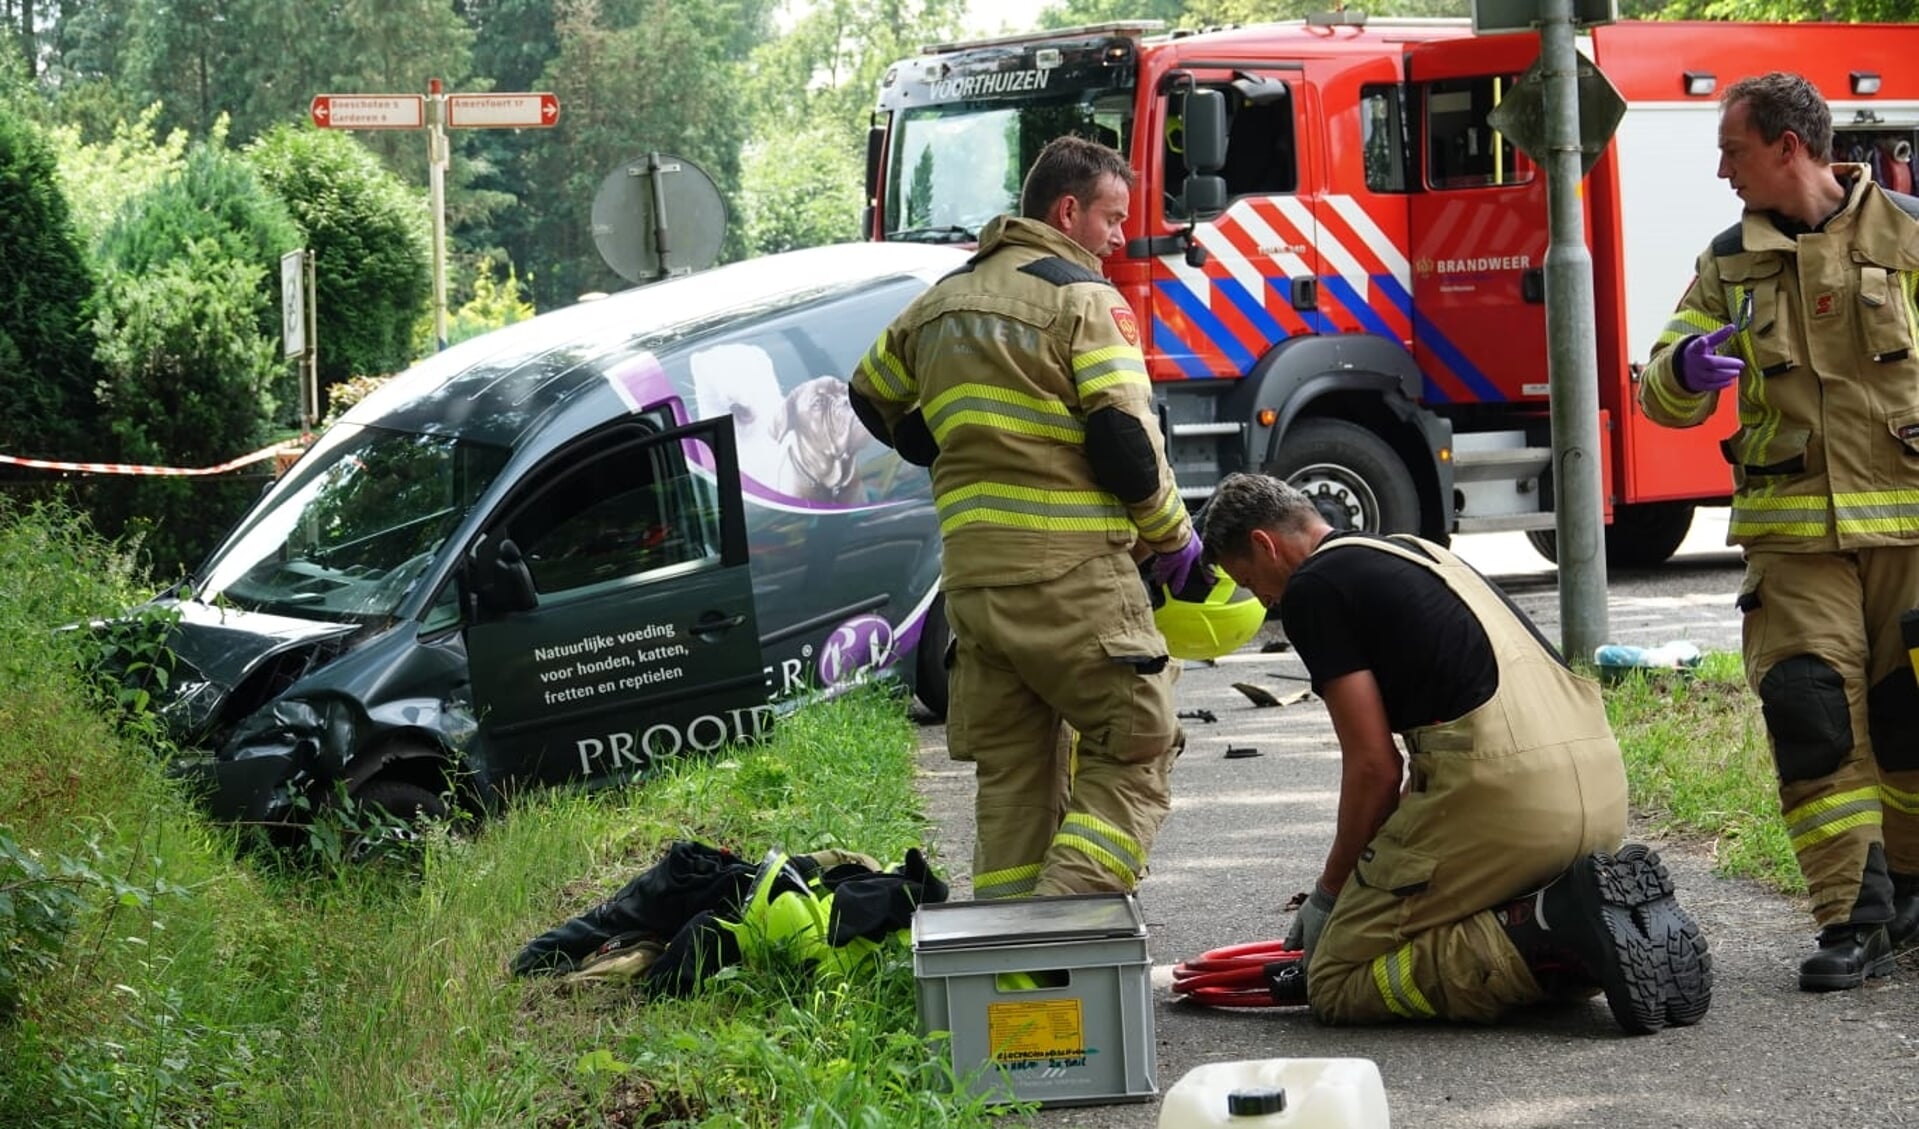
[{"xmin": 196, "ymin": 425, "xmax": 510, "ymax": 623}]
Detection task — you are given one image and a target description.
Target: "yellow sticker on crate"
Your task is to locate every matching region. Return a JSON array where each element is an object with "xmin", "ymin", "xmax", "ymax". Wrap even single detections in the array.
[{"xmin": 987, "ymin": 999, "xmax": 1086, "ymax": 1064}]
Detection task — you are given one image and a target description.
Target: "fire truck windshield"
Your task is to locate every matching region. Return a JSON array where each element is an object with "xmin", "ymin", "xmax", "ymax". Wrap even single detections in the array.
[{"xmin": 884, "ymin": 91, "xmax": 1133, "ymax": 243}]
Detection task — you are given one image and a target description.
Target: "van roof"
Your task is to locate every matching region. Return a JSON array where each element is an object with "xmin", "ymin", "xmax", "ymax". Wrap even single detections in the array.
[{"xmin": 341, "ymin": 241, "xmax": 967, "ymax": 447}]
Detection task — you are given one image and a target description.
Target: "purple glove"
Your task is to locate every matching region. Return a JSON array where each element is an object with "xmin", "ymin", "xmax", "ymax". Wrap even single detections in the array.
[
  {"xmin": 1677, "ymin": 323, "xmax": 1743, "ymax": 393},
  {"xmin": 1151, "ymin": 536, "xmax": 1204, "ymax": 593}
]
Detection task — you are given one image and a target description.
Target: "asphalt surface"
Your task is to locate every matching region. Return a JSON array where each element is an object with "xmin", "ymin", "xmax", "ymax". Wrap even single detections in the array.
[{"xmin": 910, "ymin": 510, "xmax": 1919, "ymax": 1128}]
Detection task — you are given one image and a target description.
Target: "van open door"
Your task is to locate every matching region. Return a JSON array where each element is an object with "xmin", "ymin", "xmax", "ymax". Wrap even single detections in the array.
[{"xmin": 462, "ymin": 414, "xmax": 771, "ymax": 793}]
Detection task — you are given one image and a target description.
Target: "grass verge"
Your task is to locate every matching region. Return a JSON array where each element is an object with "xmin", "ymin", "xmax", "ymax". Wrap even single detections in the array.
[
  {"xmin": 0, "ymin": 501, "xmax": 1018, "ymax": 1128},
  {"xmin": 1601, "ymin": 651, "xmax": 1802, "ymax": 893}
]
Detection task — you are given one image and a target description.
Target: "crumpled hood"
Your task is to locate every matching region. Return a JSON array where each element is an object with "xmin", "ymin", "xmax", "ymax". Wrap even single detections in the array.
[{"xmin": 155, "ymin": 599, "xmax": 360, "ymax": 740}]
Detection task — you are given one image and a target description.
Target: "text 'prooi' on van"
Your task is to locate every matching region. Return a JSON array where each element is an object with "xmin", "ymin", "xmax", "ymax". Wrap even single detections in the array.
[{"xmin": 140, "ymin": 241, "xmax": 969, "ymax": 830}]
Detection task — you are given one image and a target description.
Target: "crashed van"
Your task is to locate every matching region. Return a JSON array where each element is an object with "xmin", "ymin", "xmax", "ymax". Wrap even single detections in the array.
[{"xmin": 150, "ymin": 241, "xmax": 966, "ymax": 826}]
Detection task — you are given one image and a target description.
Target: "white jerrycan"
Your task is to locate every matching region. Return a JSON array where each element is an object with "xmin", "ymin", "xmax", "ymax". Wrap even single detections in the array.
[{"xmin": 1157, "ymin": 1058, "xmax": 1390, "ymax": 1128}]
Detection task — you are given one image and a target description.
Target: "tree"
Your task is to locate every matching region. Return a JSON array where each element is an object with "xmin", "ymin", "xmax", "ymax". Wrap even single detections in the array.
[
  {"xmin": 740, "ymin": 126, "xmax": 863, "ymax": 254},
  {"xmin": 736, "ymin": 0, "xmax": 963, "ymax": 256},
  {"xmin": 246, "ymin": 124, "xmax": 432, "ymax": 395},
  {"xmin": 514, "ymin": 0, "xmax": 776, "ymax": 305},
  {"xmin": 904, "ymin": 144, "xmax": 933, "ymax": 228},
  {"xmin": 43, "ymin": 101, "xmax": 190, "ymax": 251},
  {"xmin": 90, "ymin": 242, "xmax": 286, "ymax": 577},
  {"xmin": 83, "ymin": 141, "xmax": 303, "ymax": 576},
  {"xmin": 0, "ymin": 102, "xmax": 100, "ymax": 462}
]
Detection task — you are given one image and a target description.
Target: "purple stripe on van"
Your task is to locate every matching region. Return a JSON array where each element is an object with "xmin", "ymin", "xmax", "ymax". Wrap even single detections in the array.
[{"xmin": 602, "ymin": 351, "xmax": 675, "ymax": 415}]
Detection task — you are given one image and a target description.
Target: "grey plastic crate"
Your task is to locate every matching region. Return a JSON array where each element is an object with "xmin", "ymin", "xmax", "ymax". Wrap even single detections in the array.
[{"xmin": 912, "ymin": 893, "xmax": 1156, "ymax": 1108}]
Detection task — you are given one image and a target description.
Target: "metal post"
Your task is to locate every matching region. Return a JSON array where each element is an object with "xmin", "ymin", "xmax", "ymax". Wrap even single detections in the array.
[
  {"xmin": 1538, "ymin": 0, "xmax": 1610, "ymax": 661},
  {"xmin": 305, "ymin": 250, "xmax": 320, "ymax": 436},
  {"xmin": 646, "ymin": 151, "xmax": 673, "ymax": 279},
  {"xmin": 428, "ymin": 78, "xmax": 450, "ymax": 352}
]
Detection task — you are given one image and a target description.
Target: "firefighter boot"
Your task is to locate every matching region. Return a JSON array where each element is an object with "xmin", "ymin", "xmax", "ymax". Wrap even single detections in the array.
[
  {"xmin": 1798, "ymin": 924, "xmax": 1894, "ymax": 991},
  {"xmin": 1891, "ymin": 873, "xmax": 1919, "ymax": 952},
  {"xmin": 1495, "ymin": 844, "xmax": 1711, "ymax": 1034}
]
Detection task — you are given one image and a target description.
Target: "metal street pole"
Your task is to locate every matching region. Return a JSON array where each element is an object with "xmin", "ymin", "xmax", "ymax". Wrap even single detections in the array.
[
  {"xmin": 305, "ymin": 250, "xmax": 320, "ymax": 435},
  {"xmin": 428, "ymin": 78, "xmax": 450, "ymax": 352},
  {"xmin": 1539, "ymin": 0, "xmax": 1609, "ymax": 660}
]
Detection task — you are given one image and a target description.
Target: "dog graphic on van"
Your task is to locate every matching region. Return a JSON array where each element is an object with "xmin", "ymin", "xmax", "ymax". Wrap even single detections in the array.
[
  {"xmin": 691, "ymin": 345, "xmax": 868, "ymax": 505},
  {"xmin": 771, "ymin": 375, "xmax": 869, "ymax": 504}
]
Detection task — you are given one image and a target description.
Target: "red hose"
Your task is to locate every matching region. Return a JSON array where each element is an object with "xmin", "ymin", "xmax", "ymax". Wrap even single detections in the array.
[{"xmin": 1170, "ymin": 939, "xmax": 1308, "ymax": 1008}]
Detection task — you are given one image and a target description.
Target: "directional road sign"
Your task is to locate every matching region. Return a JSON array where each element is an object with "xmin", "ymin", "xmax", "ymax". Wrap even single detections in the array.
[
  {"xmin": 444, "ymin": 92, "xmax": 561, "ymax": 129},
  {"xmin": 309, "ymin": 94, "xmax": 426, "ymax": 130}
]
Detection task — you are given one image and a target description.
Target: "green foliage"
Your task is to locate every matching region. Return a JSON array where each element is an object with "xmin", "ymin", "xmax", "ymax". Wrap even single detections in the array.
[
  {"xmin": 43, "ymin": 101, "xmax": 191, "ymax": 250},
  {"xmin": 737, "ymin": 0, "xmax": 961, "ymax": 256},
  {"xmin": 513, "ymin": 0, "xmax": 776, "ymax": 305},
  {"xmin": 80, "ymin": 140, "xmax": 299, "ymax": 578},
  {"xmin": 741, "ymin": 128, "xmax": 864, "ymax": 255},
  {"xmin": 1603, "ymin": 652, "xmax": 1801, "ymax": 890},
  {"xmin": 416, "ymin": 255, "xmax": 538, "ymax": 353},
  {"xmin": 0, "ymin": 513, "xmax": 985, "ymax": 1128},
  {"xmin": 0, "ymin": 103, "xmax": 102, "ymax": 462},
  {"xmin": 246, "ymin": 124, "xmax": 433, "ymax": 393},
  {"xmin": 0, "ymin": 831, "xmax": 100, "ymax": 1020},
  {"xmin": 77, "ymin": 601, "xmax": 182, "ymax": 722},
  {"xmin": 98, "ymin": 132, "xmax": 300, "ymax": 285},
  {"xmin": 320, "ymin": 372, "xmax": 395, "ymax": 427}
]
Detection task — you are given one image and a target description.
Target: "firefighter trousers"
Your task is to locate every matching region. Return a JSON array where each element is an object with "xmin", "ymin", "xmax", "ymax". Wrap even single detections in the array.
[
  {"xmin": 1303, "ymin": 536, "xmax": 1628, "ymax": 1025},
  {"xmin": 1740, "ymin": 548, "xmax": 1919, "ymax": 927},
  {"xmin": 945, "ymin": 549, "xmax": 1181, "ymax": 898}
]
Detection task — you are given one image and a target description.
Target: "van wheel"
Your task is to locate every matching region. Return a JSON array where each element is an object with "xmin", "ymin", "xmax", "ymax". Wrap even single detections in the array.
[
  {"xmin": 346, "ymin": 778, "xmax": 450, "ymax": 861},
  {"xmin": 1525, "ymin": 502, "xmax": 1695, "ymax": 569},
  {"xmin": 916, "ymin": 596, "xmax": 951, "ymax": 722},
  {"xmin": 1263, "ymin": 418, "xmax": 1420, "ymax": 534}
]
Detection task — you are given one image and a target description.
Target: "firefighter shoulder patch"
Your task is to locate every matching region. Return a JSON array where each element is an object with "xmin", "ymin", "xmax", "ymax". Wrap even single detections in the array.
[{"xmin": 1110, "ymin": 304, "xmax": 1141, "ymax": 346}]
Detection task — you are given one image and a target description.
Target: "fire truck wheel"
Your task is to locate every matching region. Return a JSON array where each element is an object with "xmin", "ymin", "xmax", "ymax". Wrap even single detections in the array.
[
  {"xmin": 1524, "ymin": 501, "xmax": 1696, "ymax": 569},
  {"xmin": 1264, "ymin": 418, "xmax": 1420, "ymax": 535},
  {"xmin": 916, "ymin": 595, "xmax": 951, "ymax": 721}
]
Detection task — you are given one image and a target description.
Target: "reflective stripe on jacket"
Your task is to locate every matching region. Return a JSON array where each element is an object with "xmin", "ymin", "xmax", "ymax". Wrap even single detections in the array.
[
  {"xmin": 1639, "ymin": 167, "xmax": 1919, "ymax": 550},
  {"xmin": 850, "ymin": 216, "xmax": 1190, "ymax": 588}
]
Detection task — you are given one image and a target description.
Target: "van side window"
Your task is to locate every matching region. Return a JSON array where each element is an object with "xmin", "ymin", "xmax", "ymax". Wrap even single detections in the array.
[
  {"xmin": 1361, "ymin": 84, "xmax": 1410, "ymax": 193},
  {"xmin": 1425, "ymin": 76, "xmax": 1532, "ymax": 189},
  {"xmin": 513, "ymin": 439, "xmax": 724, "ymax": 597}
]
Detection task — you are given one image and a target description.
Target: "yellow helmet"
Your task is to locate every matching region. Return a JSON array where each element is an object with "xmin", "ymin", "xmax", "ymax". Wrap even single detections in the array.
[{"xmin": 1151, "ymin": 566, "xmax": 1267, "ymax": 661}]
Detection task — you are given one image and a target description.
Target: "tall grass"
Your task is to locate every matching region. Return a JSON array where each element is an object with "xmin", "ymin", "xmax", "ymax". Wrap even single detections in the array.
[
  {"xmin": 1602, "ymin": 651, "xmax": 1802, "ymax": 892},
  {"xmin": 0, "ymin": 500, "xmax": 1013, "ymax": 1128}
]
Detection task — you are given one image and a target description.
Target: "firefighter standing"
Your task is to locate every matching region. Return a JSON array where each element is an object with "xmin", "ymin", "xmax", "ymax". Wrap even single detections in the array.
[
  {"xmin": 1640, "ymin": 72, "xmax": 1919, "ymax": 990},
  {"xmin": 847, "ymin": 137, "xmax": 1198, "ymax": 898},
  {"xmin": 1203, "ymin": 473, "xmax": 1711, "ymax": 1033}
]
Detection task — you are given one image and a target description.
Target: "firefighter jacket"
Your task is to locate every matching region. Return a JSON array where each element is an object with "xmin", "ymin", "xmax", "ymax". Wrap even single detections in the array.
[
  {"xmin": 1640, "ymin": 166, "xmax": 1919, "ymax": 551},
  {"xmin": 850, "ymin": 215, "xmax": 1192, "ymax": 590}
]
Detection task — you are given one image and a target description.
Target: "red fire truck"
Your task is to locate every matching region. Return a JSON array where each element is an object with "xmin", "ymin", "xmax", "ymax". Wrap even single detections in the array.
[{"xmin": 863, "ymin": 16, "xmax": 1919, "ymax": 564}]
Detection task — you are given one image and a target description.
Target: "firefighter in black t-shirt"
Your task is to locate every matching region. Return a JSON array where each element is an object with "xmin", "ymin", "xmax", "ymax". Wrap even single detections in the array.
[{"xmin": 1201, "ymin": 472, "xmax": 1712, "ymax": 1034}]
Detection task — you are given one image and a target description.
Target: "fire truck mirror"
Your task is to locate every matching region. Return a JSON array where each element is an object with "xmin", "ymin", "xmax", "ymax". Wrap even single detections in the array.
[
  {"xmin": 1183, "ymin": 174, "xmax": 1228, "ymax": 221},
  {"xmin": 1182, "ymin": 89, "xmax": 1228, "ymax": 174}
]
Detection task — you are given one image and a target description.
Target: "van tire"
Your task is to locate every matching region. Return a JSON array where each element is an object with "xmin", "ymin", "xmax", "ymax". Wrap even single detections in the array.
[
  {"xmin": 347, "ymin": 778, "xmax": 450, "ymax": 860},
  {"xmin": 916, "ymin": 596, "xmax": 951, "ymax": 721},
  {"xmin": 1263, "ymin": 418, "xmax": 1420, "ymax": 534}
]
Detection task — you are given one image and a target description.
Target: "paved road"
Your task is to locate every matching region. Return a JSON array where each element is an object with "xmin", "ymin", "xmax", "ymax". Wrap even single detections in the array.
[{"xmin": 912, "ymin": 510, "xmax": 1919, "ymax": 1128}]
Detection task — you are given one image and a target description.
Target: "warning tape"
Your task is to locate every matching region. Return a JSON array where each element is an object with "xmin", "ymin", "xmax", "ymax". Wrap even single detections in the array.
[{"xmin": 0, "ymin": 438, "xmax": 310, "ymax": 478}]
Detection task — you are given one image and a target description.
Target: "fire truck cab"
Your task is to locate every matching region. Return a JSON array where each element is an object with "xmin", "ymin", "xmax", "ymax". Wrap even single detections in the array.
[{"xmin": 864, "ymin": 16, "xmax": 1919, "ymax": 565}]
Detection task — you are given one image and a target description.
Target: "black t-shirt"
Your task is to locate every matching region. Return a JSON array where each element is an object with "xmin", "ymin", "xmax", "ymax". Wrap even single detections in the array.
[{"xmin": 1277, "ymin": 533, "xmax": 1564, "ymax": 732}]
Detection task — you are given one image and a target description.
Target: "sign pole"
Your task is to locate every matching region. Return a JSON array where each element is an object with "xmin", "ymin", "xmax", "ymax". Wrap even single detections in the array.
[
  {"xmin": 306, "ymin": 249, "xmax": 320, "ymax": 434},
  {"xmin": 308, "ymin": 85, "xmax": 557, "ymax": 356},
  {"xmin": 428, "ymin": 78, "xmax": 450, "ymax": 353},
  {"xmin": 1538, "ymin": 0, "xmax": 1609, "ymax": 659}
]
